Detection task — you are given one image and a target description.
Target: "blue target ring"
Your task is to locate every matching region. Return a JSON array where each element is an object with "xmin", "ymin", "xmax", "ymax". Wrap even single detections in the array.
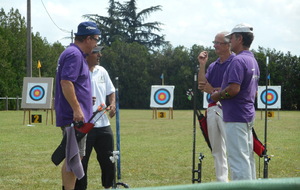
[
  {"xmin": 29, "ymin": 85, "xmax": 45, "ymax": 101},
  {"xmin": 260, "ymin": 89, "xmax": 278, "ymax": 105},
  {"xmin": 154, "ymin": 88, "xmax": 170, "ymax": 105}
]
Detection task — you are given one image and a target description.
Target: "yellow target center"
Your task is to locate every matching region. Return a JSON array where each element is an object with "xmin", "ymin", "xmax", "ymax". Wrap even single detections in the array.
[
  {"xmin": 159, "ymin": 94, "xmax": 165, "ymax": 100},
  {"xmin": 34, "ymin": 91, "xmax": 40, "ymax": 96},
  {"xmin": 267, "ymin": 94, "xmax": 272, "ymax": 100}
]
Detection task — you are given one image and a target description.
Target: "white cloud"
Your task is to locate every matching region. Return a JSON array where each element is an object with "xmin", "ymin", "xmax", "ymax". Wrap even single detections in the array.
[{"xmin": 2, "ymin": 0, "xmax": 300, "ymax": 55}]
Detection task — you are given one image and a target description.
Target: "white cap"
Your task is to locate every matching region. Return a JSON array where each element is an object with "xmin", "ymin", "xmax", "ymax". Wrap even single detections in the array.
[
  {"xmin": 92, "ymin": 46, "xmax": 104, "ymax": 53},
  {"xmin": 225, "ymin": 23, "xmax": 253, "ymax": 37}
]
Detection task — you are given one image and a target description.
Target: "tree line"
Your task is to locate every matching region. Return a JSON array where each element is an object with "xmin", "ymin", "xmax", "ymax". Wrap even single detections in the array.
[{"xmin": 0, "ymin": 1, "xmax": 299, "ymax": 110}]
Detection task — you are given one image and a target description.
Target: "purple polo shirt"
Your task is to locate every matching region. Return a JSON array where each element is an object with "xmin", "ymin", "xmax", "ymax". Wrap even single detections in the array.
[
  {"xmin": 55, "ymin": 44, "xmax": 93, "ymax": 126},
  {"xmin": 206, "ymin": 54, "xmax": 235, "ymax": 103},
  {"xmin": 221, "ymin": 51, "xmax": 260, "ymax": 122}
]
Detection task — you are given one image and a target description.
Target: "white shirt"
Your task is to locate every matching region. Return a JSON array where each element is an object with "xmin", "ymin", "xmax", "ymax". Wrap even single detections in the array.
[{"xmin": 90, "ymin": 65, "xmax": 115, "ymax": 127}]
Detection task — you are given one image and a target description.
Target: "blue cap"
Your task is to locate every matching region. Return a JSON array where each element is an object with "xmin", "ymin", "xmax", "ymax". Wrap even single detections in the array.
[{"xmin": 74, "ymin": 21, "xmax": 101, "ymax": 36}]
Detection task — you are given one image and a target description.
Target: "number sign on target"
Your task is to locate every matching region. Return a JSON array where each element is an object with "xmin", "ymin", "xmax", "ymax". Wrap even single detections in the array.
[
  {"xmin": 257, "ymin": 86, "xmax": 281, "ymax": 109},
  {"xmin": 150, "ymin": 85, "xmax": 175, "ymax": 108},
  {"xmin": 21, "ymin": 77, "xmax": 54, "ymax": 109}
]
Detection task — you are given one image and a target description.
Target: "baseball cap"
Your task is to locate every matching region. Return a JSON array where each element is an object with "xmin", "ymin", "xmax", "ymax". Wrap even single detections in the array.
[
  {"xmin": 75, "ymin": 21, "xmax": 101, "ymax": 36},
  {"xmin": 92, "ymin": 46, "xmax": 104, "ymax": 53},
  {"xmin": 225, "ymin": 23, "xmax": 253, "ymax": 37}
]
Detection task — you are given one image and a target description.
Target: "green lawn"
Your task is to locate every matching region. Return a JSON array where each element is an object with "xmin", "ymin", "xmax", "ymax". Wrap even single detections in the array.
[{"xmin": 0, "ymin": 110, "xmax": 299, "ymax": 189}]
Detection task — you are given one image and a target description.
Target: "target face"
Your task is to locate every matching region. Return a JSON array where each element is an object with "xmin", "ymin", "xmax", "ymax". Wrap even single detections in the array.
[
  {"xmin": 154, "ymin": 89, "xmax": 170, "ymax": 105},
  {"xmin": 21, "ymin": 77, "xmax": 54, "ymax": 109},
  {"xmin": 260, "ymin": 89, "xmax": 278, "ymax": 106},
  {"xmin": 150, "ymin": 85, "xmax": 175, "ymax": 108},
  {"xmin": 203, "ymin": 92, "xmax": 210, "ymax": 108},
  {"xmin": 29, "ymin": 85, "xmax": 45, "ymax": 101},
  {"xmin": 257, "ymin": 86, "xmax": 281, "ymax": 109}
]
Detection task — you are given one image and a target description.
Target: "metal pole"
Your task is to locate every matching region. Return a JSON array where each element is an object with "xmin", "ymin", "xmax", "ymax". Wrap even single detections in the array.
[
  {"xmin": 26, "ymin": 0, "xmax": 32, "ymax": 77},
  {"xmin": 115, "ymin": 77, "xmax": 121, "ymax": 180},
  {"xmin": 71, "ymin": 30, "xmax": 74, "ymax": 43},
  {"xmin": 192, "ymin": 72, "xmax": 197, "ymax": 183},
  {"xmin": 5, "ymin": 96, "xmax": 8, "ymax": 110},
  {"xmin": 263, "ymin": 56, "xmax": 269, "ymax": 178},
  {"xmin": 16, "ymin": 96, "xmax": 19, "ymax": 110}
]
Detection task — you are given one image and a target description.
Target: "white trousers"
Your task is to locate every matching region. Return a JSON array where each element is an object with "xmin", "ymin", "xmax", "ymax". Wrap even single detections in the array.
[
  {"xmin": 207, "ymin": 106, "xmax": 228, "ymax": 182},
  {"xmin": 225, "ymin": 122, "xmax": 256, "ymax": 180}
]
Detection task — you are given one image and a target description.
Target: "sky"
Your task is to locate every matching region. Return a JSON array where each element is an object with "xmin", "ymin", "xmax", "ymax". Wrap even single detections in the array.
[{"xmin": 2, "ymin": 0, "xmax": 300, "ymax": 56}]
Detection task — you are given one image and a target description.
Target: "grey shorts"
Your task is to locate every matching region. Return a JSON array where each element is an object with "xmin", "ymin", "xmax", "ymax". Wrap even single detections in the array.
[{"xmin": 61, "ymin": 126, "xmax": 87, "ymax": 157}]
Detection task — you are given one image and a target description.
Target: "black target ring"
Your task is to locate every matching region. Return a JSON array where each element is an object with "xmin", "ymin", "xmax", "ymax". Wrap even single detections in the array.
[
  {"xmin": 29, "ymin": 85, "xmax": 45, "ymax": 101},
  {"xmin": 154, "ymin": 88, "xmax": 171, "ymax": 105},
  {"xmin": 260, "ymin": 89, "xmax": 278, "ymax": 106}
]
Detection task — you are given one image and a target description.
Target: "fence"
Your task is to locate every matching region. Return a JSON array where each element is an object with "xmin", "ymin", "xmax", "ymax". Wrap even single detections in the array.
[{"xmin": 0, "ymin": 97, "xmax": 22, "ymax": 110}]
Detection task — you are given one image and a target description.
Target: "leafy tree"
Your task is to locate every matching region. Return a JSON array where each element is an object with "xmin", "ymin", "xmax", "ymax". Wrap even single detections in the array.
[
  {"xmin": 84, "ymin": 0, "xmax": 166, "ymax": 50},
  {"xmin": 117, "ymin": 0, "xmax": 166, "ymax": 49},
  {"xmin": 0, "ymin": 8, "xmax": 27, "ymax": 98},
  {"xmin": 101, "ymin": 40, "xmax": 152, "ymax": 108},
  {"xmin": 0, "ymin": 8, "xmax": 65, "ymax": 109},
  {"xmin": 84, "ymin": 0, "xmax": 125, "ymax": 46}
]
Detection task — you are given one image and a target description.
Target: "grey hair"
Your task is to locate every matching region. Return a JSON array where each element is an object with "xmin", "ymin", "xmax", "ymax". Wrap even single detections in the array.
[{"xmin": 219, "ymin": 31, "xmax": 230, "ymax": 43}]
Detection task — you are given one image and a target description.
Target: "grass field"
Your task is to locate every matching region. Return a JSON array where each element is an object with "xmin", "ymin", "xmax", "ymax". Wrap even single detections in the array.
[{"xmin": 0, "ymin": 110, "xmax": 299, "ymax": 189}]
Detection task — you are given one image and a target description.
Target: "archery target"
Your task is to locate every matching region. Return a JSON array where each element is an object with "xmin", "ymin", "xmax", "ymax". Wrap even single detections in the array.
[
  {"xmin": 150, "ymin": 85, "xmax": 175, "ymax": 108},
  {"xmin": 21, "ymin": 77, "xmax": 54, "ymax": 109},
  {"xmin": 203, "ymin": 92, "xmax": 210, "ymax": 108},
  {"xmin": 257, "ymin": 86, "xmax": 281, "ymax": 109}
]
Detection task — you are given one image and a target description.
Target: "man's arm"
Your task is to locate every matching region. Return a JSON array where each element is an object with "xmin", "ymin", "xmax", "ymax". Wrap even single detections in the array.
[
  {"xmin": 197, "ymin": 51, "xmax": 208, "ymax": 90},
  {"xmin": 60, "ymin": 80, "xmax": 84, "ymax": 122},
  {"xmin": 211, "ymin": 83, "xmax": 240, "ymax": 102}
]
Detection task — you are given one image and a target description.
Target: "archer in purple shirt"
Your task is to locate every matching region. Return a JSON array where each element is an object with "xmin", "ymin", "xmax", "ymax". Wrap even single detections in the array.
[
  {"xmin": 55, "ymin": 43, "xmax": 93, "ymax": 127},
  {"xmin": 221, "ymin": 50, "xmax": 260, "ymax": 122}
]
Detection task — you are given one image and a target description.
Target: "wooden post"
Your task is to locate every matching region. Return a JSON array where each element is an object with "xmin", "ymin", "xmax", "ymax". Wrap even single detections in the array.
[{"xmin": 152, "ymin": 108, "xmax": 157, "ymax": 119}]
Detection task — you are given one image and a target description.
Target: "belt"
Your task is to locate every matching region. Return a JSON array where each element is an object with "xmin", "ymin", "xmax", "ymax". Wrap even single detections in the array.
[
  {"xmin": 208, "ymin": 102, "xmax": 217, "ymax": 108},
  {"xmin": 208, "ymin": 102, "xmax": 222, "ymax": 109}
]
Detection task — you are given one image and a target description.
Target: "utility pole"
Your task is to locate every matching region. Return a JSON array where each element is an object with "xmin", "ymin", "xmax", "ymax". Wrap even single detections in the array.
[
  {"xmin": 71, "ymin": 30, "xmax": 74, "ymax": 43},
  {"xmin": 26, "ymin": 0, "xmax": 32, "ymax": 77}
]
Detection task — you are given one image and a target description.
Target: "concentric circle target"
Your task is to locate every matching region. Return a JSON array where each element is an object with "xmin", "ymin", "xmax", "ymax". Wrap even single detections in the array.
[
  {"xmin": 29, "ymin": 85, "xmax": 45, "ymax": 101},
  {"xmin": 154, "ymin": 88, "xmax": 170, "ymax": 105},
  {"xmin": 260, "ymin": 89, "xmax": 278, "ymax": 106},
  {"xmin": 206, "ymin": 93, "xmax": 211, "ymax": 103}
]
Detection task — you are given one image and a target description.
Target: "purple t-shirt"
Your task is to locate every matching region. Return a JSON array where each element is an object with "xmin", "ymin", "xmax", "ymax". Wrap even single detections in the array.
[
  {"xmin": 55, "ymin": 44, "xmax": 92, "ymax": 126},
  {"xmin": 206, "ymin": 54, "xmax": 235, "ymax": 103},
  {"xmin": 221, "ymin": 51, "xmax": 260, "ymax": 122}
]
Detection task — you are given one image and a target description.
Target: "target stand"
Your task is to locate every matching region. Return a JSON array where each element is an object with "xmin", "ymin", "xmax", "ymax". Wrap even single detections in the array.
[
  {"xmin": 23, "ymin": 101, "xmax": 54, "ymax": 125},
  {"xmin": 21, "ymin": 77, "xmax": 54, "ymax": 125},
  {"xmin": 150, "ymin": 85, "xmax": 175, "ymax": 119},
  {"xmin": 152, "ymin": 108, "xmax": 173, "ymax": 119}
]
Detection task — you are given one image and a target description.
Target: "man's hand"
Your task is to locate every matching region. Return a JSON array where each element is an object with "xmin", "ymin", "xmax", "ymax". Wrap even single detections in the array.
[
  {"xmin": 198, "ymin": 51, "xmax": 208, "ymax": 65},
  {"xmin": 211, "ymin": 91, "xmax": 220, "ymax": 102},
  {"xmin": 73, "ymin": 108, "xmax": 85, "ymax": 123},
  {"xmin": 107, "ymin": 104, "xmax": 116, "ymax": 118}
]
